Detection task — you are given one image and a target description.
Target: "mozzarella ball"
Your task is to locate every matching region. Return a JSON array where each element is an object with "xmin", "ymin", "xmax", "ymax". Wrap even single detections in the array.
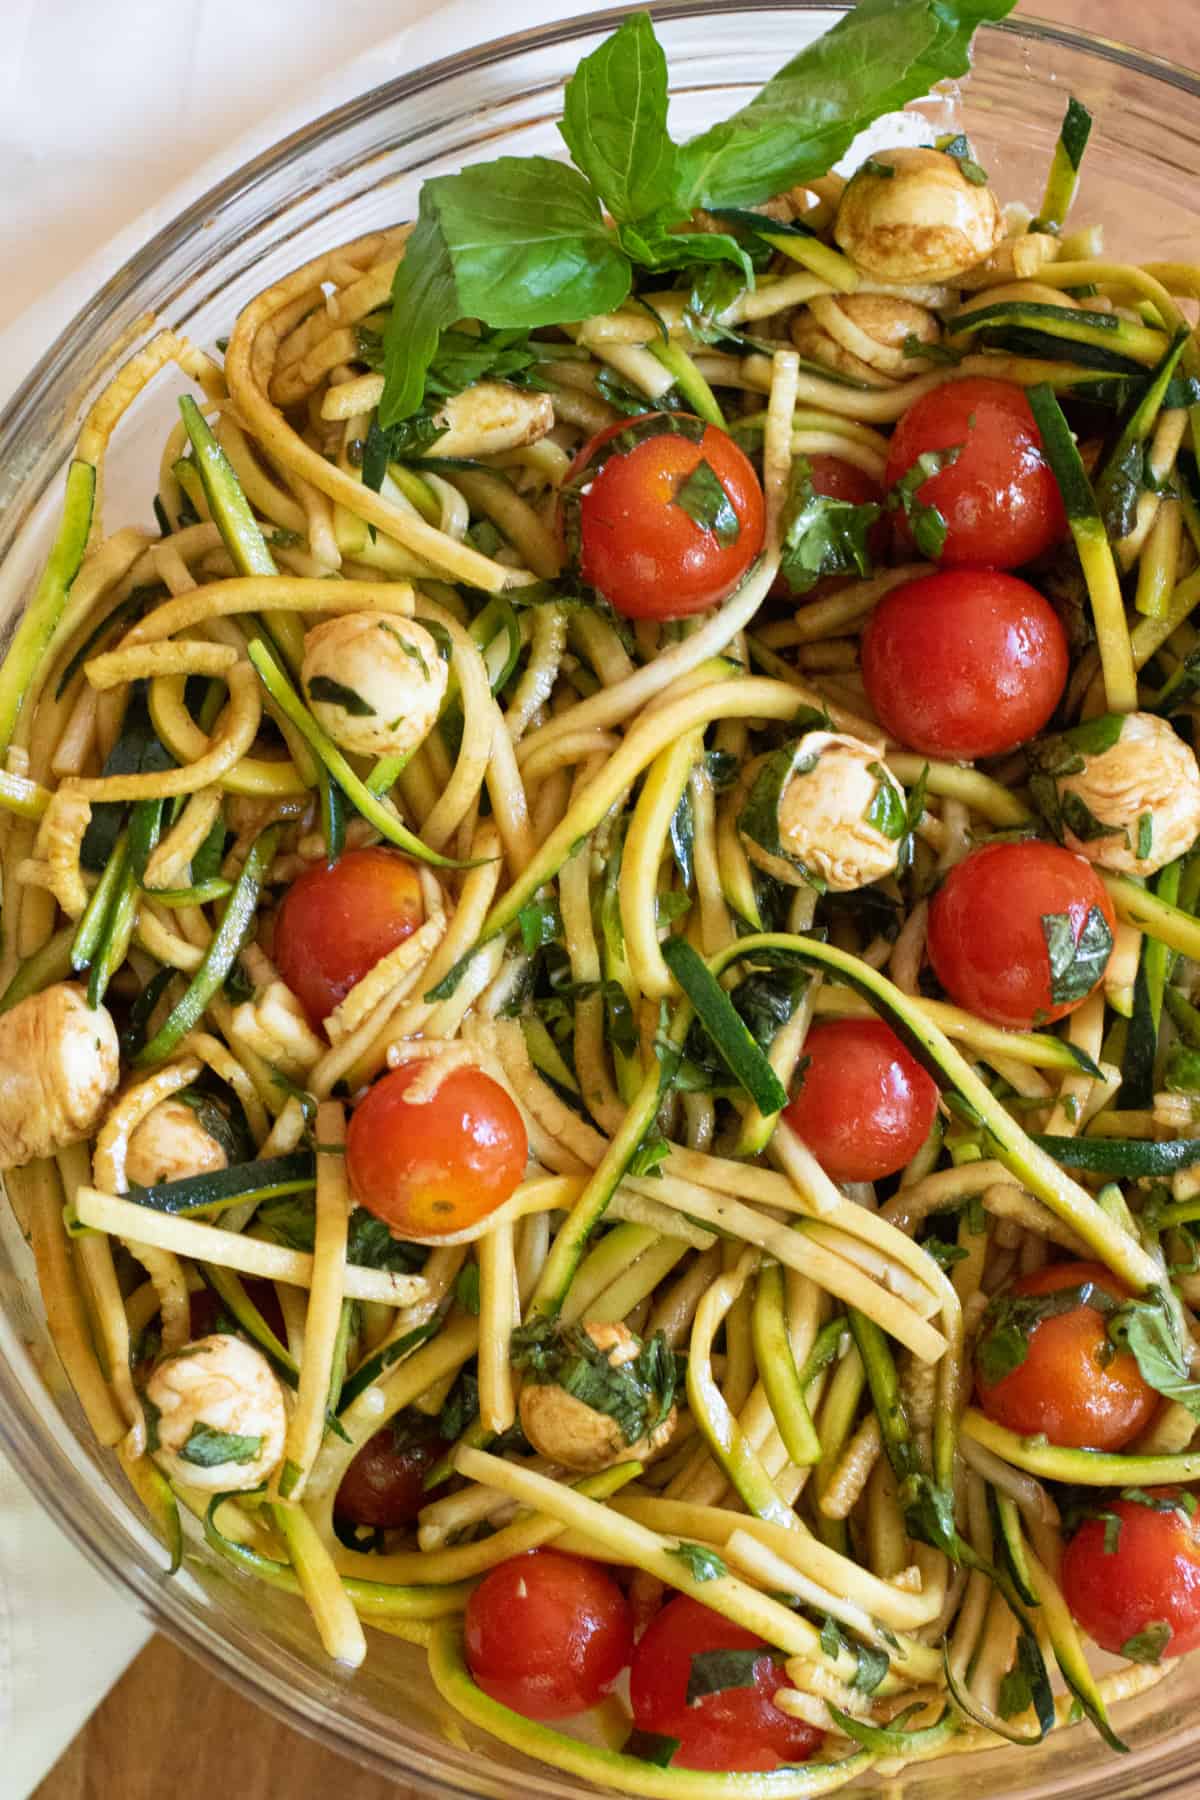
[
  {"xmin": 1054, "ymin": 712, "xmax": 1200, "ymax": 876},
  {"xmin": 0, "ymin": 983, "xmax": 119, "ymax": 1171},
  {"xmin": 302, "ymin": 612, "xmax": 447, "ymax": 757},
  {"xmin": 519, "ymin": 1321, "xmax": 677, "ymax": 1474},
  {"xmin": 145, "ymin": 1333, "xmax": 287, "ymax": 1492},
  {"xmin": 835, "ymin": 147, "xmax": 1005, "ymax": 284},
  {"xmin": 740, "ymin": 731, "xmax": 906, "ymax": 893},
  {"xmin": 125, "ymin": 1098, "xmax": 229, "ymax": 1189}
]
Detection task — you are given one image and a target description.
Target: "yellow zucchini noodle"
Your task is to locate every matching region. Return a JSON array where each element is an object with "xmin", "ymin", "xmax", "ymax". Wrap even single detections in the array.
[{"xmin": 7, "ymin": 13, "xmax": 1200, "ymax": 1790}]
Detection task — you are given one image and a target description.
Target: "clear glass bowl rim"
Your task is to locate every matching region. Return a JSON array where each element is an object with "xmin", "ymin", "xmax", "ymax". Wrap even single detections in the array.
[{"xmin": 5, "ymin": 4, "xmax": 1200, "ymax": 1794}]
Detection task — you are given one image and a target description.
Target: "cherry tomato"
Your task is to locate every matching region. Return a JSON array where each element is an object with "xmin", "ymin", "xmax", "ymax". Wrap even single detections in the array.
[
  {"xmin": 860, "ymin": 569, "xmax": 1068, "ymax": 759},
  {"xmin": 273, "ymin": 846, "xmax": 424, "ymax": 1027},
  {"xmin": 465, "ymin": 1550, "xmax": 634, "ymax": 1719},
  {"xmin": 187, "ymin": 1279, "xmax": 285, "ymax": 1344},
  {"xmin": 781, "ymin": 1018, "xmax": 939, "ymax": 1182},
  {"xmin": 629, "ymin": 1595, "xmax": 822, "ymax": 1772},
  {"xmin": 772, "ymin": 455, "xmax": 887, "ymax": 599},
  {"xmin": 975, "ymin": 1261, "xmax": 1158, "ymax": 1451},
  {"xmin": 567, "ymin": 413, "xmax": 765, "ymax": 619},
  {"xmin": 1063, "ymin": 1489, "xmax": 1200, "ymax": 1659},
  {"xmin": 884, "ymin": 377, "xmax": 1066, "ymax": 568},
  {"xmin": 346, "ymin": 1061, "xmax": 527, "ymax": 1238},
  {"xmin": 926, "ymin": 840, "xmax": 1116, "ymax": 1029},
  {"xmin": 334, "ymin": 1414, "xmax": 448, "ymax": 1528}
]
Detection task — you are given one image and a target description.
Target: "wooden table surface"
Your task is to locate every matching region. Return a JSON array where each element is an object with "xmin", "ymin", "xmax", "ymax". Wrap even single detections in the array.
[{"xmin": 31, "ymin": 2, "xmax": 1200, "ymax": 1796}]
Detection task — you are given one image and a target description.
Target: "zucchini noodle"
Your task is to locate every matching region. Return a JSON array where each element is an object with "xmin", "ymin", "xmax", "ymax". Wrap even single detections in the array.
[{"xmin": 7, "ymin": 33, "xmax": 1200, "ymax": 1792}]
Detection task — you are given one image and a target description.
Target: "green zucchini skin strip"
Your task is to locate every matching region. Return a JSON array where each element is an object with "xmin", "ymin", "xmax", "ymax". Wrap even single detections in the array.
[
  {"xmin": 141, "ymin": 878, "xmax": 234, "ymax": 907},
  {"xmin": 127, "ymin": 1151, "xmax": 316, "ymax": 1217},
  {"xmin": 0, "ymin": 458, "xmax": 95, "ymax": 757},
  {"xmin": 426, "ymin": 1618, "xmax": 877, "ymax": 1798},
  {"xmin": 246, "ymin": 638, "xmax": 483, "ymax": 872},
  {"xmin": 338, "ymin": 1319, "xmax": 441, "ymax": 1411},
  {"xmin": 1032, "ymin": 1134, "xmax": 1200, "ymax": 1177},
  {"xmin": 1103, "ymin": 871, "xmax": 1200, "ymax": 962},
  {"xmin": 135, "ymin": 824, "xmax": 280, "ymax": 1066},
  {"xmin": 963, "ymin": 1407, "xmax": 1200, "ymax": 1484},
  {"xmin": 0, "ymin": 926, "xmax": 74, "ymax": 1013},
  {"xmin": 751, "ymin": 1263, "xmax": 820, "ymax": 1466},
  {"xmin": 703, "ymin": 934, "xmax": 1161, "ymax": 1293},
  {"xmin": 662, "ymin": 936, "xmax": 787, "ymax": 1115},
  {"xmin": 1032, "ymin": 96, "xmax": 1092, "ymax": 232}
]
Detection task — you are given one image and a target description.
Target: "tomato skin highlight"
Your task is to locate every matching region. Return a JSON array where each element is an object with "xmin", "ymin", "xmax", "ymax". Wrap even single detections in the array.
[
  {"xmin": 975, "ymin": 1261, "xmax": 1158, "ymax": 1451},
  {"xmin": 334, "ymin": 1418, "xmax": 448, "ymax": 1528},
  {"xmin": 346, "ymin": 1061, "xmax": 527, "ymax": 1239},
  {"xmin": 860, "ymin": 568, "xmax": 1069, "ymax": 759},
  {"xmin": 1063, "ymin": 1489, "xmax": 1200, "ymax": 1659},
  {"xmin": 273, "ymin": 846, "xmax": 425, "ymax": 1027},
  {"xmin": 464, "ymin": 1550, "xmax": 634, "ymax": 1719},
  {"xmin": 568, "ymin": 414, "xmax": 765, "ymax": 619},
  {"xmin": 926, "ymin": 840, "xmax": 1116, "ymax": 1029},
  {"xmin": 884, "ymin": 376, "xmax": 1067, "ymax": 569},
  {"xmin": 629, "ymin": 1595, "xmax": 822, "ymax": 1772},
  {"xmin": 781, "ymin": 1018, "xmax": 939, "ymax": 1182}
]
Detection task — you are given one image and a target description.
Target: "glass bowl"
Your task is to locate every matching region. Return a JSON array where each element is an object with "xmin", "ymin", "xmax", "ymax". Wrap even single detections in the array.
[{"xmin": 3, "ymin": 5, "xmax": 1200, "ymax": 1794}]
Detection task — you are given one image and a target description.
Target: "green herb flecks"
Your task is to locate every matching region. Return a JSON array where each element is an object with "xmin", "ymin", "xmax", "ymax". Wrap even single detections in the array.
[
  {"xmin": 179, "ymin": 1422, "xmax": 264, "ymax": 1468},
  {"xmin": 777, "ymin": 455, "xmax": 881, "ymax": 597},
  {"xmin": 671, "ymin": 459, "xmax": 741, "ymax": 546},
  {"xmin": 1041, "ymin": 906, "xmax": 1114, "ymax": 1008}
]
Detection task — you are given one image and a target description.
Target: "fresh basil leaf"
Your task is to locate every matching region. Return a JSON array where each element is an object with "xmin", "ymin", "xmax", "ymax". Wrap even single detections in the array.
[
  {"xmin": 860, "ymin": 156, "xmax": 896, "ymax": 179},
  {"xmin": 939, "ymin": 131, "xmax": 989, "ymax": 185},
  {"xmin": 559, "ymin": 13, "xmax": 680, "ymax": 225},
  {"xmin": 671, "ymin": 459, "xmax": 741, "ymax": 545},
  {"xmin": 820, "ymin": 1615, "xmax": 845, "ymax": 1660},
  {"xmin": 380, "ymin": 160, "xmax": 630, "ymax": 425},
  {"xmin": 1120, "ymin": 1621, "xmax": 1172, "ymax": 1665},
  {"xmin": 666, "ymin": 1541, "xmax": 728, "ymax": 1582},
  {"xmin": 778, "ymin": 456, "xmax": 880, "ymax": 597},
  {"xmin": 438, "ymin": 1370, "xmax": 479, "ymax": 1442},
  {"xmin": 732, "ymin": 966, "xmax": 810, "ymax": 1054},
  {"xmin": 864, "ymin": 762, "xmax": 907, "ymax": 839},
  {"xmin": 998, "ymin": 1659, "xmax": 1034, "ymax": 1719},
  {"xmin": 517, "ymin": 894, "xmax": 563, "ymax": 953},
  {"xmin": 619, "ymin": 219, "xmax": 755, "ymax": 284},
  {"xmin": 453, "ymin": 1263, "xmax": 481, "ymax": 1315},
  {"xmin": 922, "ymin": 1236, "xmax": 968, "ymax": 1270},
  {"xmin": 852, "ymin": 1641, "xmax": 890, "ymax": 1695},
  {"xmin": 624, "ymin": 1731, "xmax": 679, "ymax": 1767},
  {"xmin": 675, "ymin": 0, "xmax": 1018, "ymax": 209},
  {"xmin": 1120, "ymin": 1486, "xmax": 1198, "ymax": 1517},
  {"xmin": 143, "ymin": 1393, "xmax": 162, "ymax": 1454},
  {"xmin": 1041, "ymin": 905, "xmax": 1114, "ymax": 1007},
  {"xmin": 1137, "ymin": 811, "xmax": 1154, "ymax": 862},
  {"xmin": 886, "ymin": 445, "xmax": 962, "ymax": 560},
  {"xmin": 669, "ymin": 784, "xmax": 695, "ymax": 889},
  {"xmin": 976, "ymin": 1282, "xmax": 1104, "ymax": 1387},
  {"xmin": 180, "ymin": 1421, "xmax": 263, "ymax": 1468},
  {"xmin": 1107, "ymin": 1288, "xmax": 1200, "ymax": 1418},
  {"xmin": 306, "ymin": 675, "xmax": 375, "ymax": 717},
  {"xmin": 511, "ymin": 1320, "xmax": 680, "ymax": 1443},
  {"xmin": 594, "ymin": 364, "xmax": 677, "ymax": 417},
  {"xmin": 685, "ymin": 1646, "xmax": 763, "ymax": 1705}
]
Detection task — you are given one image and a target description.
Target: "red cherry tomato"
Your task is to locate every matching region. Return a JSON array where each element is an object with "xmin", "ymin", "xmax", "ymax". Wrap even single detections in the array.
[
  {"xmin": 465, "ymin": 1550, "xmax": 634, "ymax": 1719},
  {"xmin": 346, "ymin": 1061, "xmax": 527, "ymax": 1238},
  {"xmin": 975, "ymin": 1262, "xmax": 1158, "ymax": 1451},
  {"xmin": 187, "ymin": 1279, "xmax": 285, "ymax": 1344},
  {"xmin": 567, "ymin": 413, "xmax": 765, "ymax": 619},
  {"xmin": 781, "ymin": 1018, "xmax": 939, "ymax": 1182},
  {"xmin": 334, "ymin": 1416, "xmax": 448, "ymax": 1528},
  {"xmin": 273, "ymin": 846, "xmax": 424, "ymax": 1027},
  {"xmin": 772, "ymin": 454, "xmax": 887, "ymax": 599},
  {"xmin": 884, "ymin": 377, "xmax": 1067, "ymax": 568},
  {"xmin": 1063, "ymin": 1490, "xmax": 1200, "ymax": 1659},
  {"xmin": 860, "ymin": 569, "xmax": 1068, "ymax": 759},
  {"xmin": 629, "ymin": 1595, "xmax": 822, "ymax": 1772},
  {"xmin": 927, "ymin": 840, "xmax": 1116, "ymax": 1029}
]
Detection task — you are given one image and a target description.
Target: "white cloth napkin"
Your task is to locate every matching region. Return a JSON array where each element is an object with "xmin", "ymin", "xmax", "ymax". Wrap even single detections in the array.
[{"xmin": 0, "ymin": 4, "xmax": 628, "ymax": 1789}]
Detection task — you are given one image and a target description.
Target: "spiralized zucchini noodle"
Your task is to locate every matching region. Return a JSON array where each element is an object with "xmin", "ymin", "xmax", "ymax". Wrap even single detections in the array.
[{"xmin": 8, "ymin": 6, "xmax": 1200, "ymax": 1788}]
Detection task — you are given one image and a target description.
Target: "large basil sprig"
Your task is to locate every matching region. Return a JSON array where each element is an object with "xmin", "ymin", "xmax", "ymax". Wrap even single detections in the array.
[{"xmin": 380, "ymin": 0, "xmax": 1018, "ymax": 424}]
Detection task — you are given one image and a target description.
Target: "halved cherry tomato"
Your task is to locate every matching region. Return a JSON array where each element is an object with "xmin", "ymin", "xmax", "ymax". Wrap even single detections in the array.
[
  {"xmin": 346, "ymin": 1061, "xmax": 527, "ymax": 1238},
  {"xmin": 771, "ymin": 454, "xmax": 887, "ymax": 600},
  {"xmin": 1063, "ymin": 1489, "xmax": 1200, "ymax": 1658},
  {"xmin": 781, "ymin": 1017, "xmax": 939, "ymax": 1182},
  {"xmin": 566, "ymin": 413, "xmax": 764, "ymax": 619},
  {"xmin": 464, "ymin": 1550, "xmax": 634, "ymax": 1719},
  {"xmin": 860, "ymin": 569, "xmax": 1068, "ymax": 759},
  {"xmin": 629, "ymin": 1594, "xmax": 822, "ymax": 1772},
  {"xmin": 926, "ymin": 840, "xmax": 1116, "ymax": 1029},
  {"xmin": 884, "ymin": 376, "xmax": 1067, "ymax": 568},
  {"xmin": 975, "ymin": 1261, "xmax": 1158, "ymax": 1451},
  {"xmin": 334, "ymin": 1413, "xmax": 448, "ymax": 1528},
  {"xmin": 273, "ymin": 846, "xmax": 424, "ymax": 1027}
]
